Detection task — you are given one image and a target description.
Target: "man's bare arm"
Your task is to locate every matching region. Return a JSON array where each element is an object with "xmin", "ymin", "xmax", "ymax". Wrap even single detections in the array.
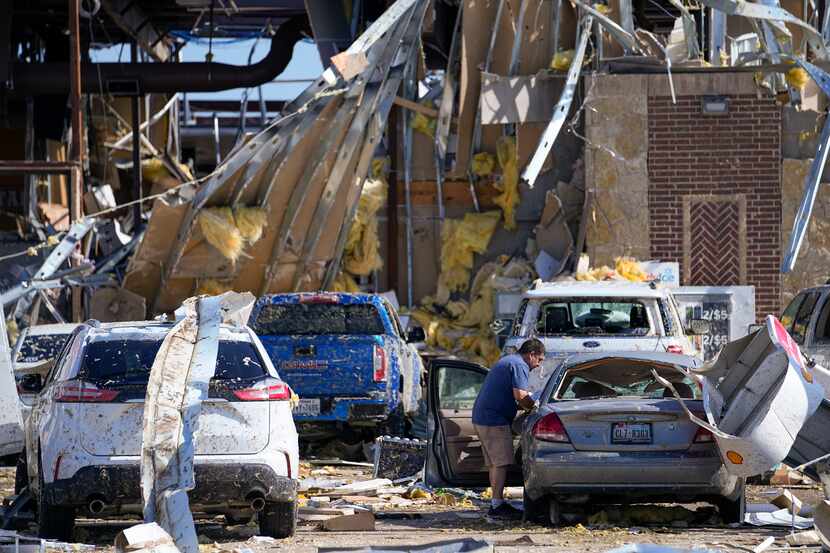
[{"xmin": 513, "ymin": 388, "xmax": 536, "ymax": 410}]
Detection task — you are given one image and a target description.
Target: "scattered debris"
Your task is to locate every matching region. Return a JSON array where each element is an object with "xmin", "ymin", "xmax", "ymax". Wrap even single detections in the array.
[
  {"xmin": 318, "ymin": 538, "xmax": 492, "ymax": 553},
  {"xmin": 372, "ymin": 437, "xmax": 426, "ymax": 481},
  {"xmin": 115, "ymin": 523, "xmax": 180, "ymax": 553},
  {"xmin": 321, "ymin": 511, "xmax": 376, "ymax": 532}
]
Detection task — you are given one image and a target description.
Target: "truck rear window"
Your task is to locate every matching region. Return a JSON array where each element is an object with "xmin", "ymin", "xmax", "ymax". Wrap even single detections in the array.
[
  {"xmin": 536, "ymin": 298, "xmax": 653, "ymax": 336},
  {"xmin": 253, "ymin": 303, "xmax": 385, "ymax": 335},
  {"xmin": 16, "ymin": 334, "xmax": 71, "ymax": 364},
  {"xmin": 80, "ymin": 339, "xmax": 267, "ymax": 384}
]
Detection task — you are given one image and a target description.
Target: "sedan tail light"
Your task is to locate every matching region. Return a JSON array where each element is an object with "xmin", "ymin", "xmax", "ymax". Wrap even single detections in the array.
[
  {"xmin": 693, "ymin": 426, "xmax": 714, "ymax": 443},
  {"xmin": 54, "ymin": 380, "xmax": 120, "ymax": 403},
  {"xmin": 233, "ymin": 379, "xmax": 291, "ymax": 401},
  {"xmin": 666, "ymin": 345, "xmax": 684, "ymax": 354},
  {"xmin": 373, "ymin": 345, "xmax": 387, "ymax": 382},
  {"xmin": 532, "ymin": 413, "xmax": 570, "ymax": 443}
]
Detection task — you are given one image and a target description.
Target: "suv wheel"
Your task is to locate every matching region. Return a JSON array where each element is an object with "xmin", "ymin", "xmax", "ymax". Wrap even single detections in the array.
[
  {"xmin": 36, "ymin": 460, "xmax": 75, "ymax": 541},
  {"xmin": 259, "ymin": 501, "xmax": 297, "ymax": 538}
]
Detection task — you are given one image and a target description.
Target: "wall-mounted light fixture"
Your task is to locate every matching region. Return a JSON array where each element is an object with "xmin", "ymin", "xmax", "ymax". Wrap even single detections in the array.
[{"xmin": 701, "ymin": 95, "xmax": 729, "ymax": 115}]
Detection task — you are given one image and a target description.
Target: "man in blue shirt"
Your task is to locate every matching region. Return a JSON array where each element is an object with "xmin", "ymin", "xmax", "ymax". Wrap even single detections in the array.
[{"xmin": 472, "ymin": 338, "xmax": 545, "ymax": 519}]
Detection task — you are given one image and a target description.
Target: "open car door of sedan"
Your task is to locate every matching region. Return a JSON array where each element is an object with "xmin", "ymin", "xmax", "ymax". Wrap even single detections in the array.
[{"xmin": 425, "ymin": 358, "xmax": 522, "ymax": 488}]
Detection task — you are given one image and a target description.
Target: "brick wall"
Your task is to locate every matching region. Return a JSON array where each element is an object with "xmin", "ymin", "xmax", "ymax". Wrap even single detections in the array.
[{"xmin": 648, "ymin": 94, "xmax": 781, "ymax": 320}]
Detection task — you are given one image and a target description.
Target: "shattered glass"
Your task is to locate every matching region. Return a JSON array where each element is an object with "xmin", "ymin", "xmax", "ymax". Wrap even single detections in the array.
[
  {"xmin": 15, "ymin": 333, "xmax": 70, "ymax": 364},
  {"xmin": 253, "ymin": 303, "xmax": 384, "ymax": 335}
]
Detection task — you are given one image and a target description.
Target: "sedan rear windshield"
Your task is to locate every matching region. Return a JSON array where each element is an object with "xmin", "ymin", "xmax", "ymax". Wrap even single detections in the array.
[
  {"xmin": 16, "ymin": 334, "xmax": 71, "ymax": 364},
  {"xmin": 554, "ymin": 362, "xmax": 698, "ymax": 401},
  {"xmin": 253, "ymin": 303, "xmax": 385, "ymax": 335},
  {"xmin": 535, "ymin": 298, "xmax": 653, "ymax": 337},
  {"xmin": 80, "ymin": 339, "xmax": 267, "ymax": 384}
]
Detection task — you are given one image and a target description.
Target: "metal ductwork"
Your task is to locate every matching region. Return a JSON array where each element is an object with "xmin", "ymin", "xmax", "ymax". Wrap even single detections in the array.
[{"xmin": 8, "ymin": 16, "xmax": 310, "ymax": 95}]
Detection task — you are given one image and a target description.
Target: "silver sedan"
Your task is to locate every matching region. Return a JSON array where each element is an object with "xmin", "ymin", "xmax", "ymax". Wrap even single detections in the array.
[{"xmin": 521, "ymin": 352, "xmax": 744, "ymax": 525}]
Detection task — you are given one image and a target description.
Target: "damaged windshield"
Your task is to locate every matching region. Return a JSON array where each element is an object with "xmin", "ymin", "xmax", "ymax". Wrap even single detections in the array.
[
  {"xmin": 253, "ymin": 303, "xmax": 385, "ymax": 335},
  {"xmin": 80, "ymin": 339, "xmax": 266, "ymax": 385},
  {"xmin": 554, "ymin": 361, "xmax": 699, "ymax": 401},
  {"xmin": 535, "ymin": 298, "xmax": 654, "ymax": 337},
  {"xmin": 16, "ymin": 334, "xmax": 71, "ymax": 364}
]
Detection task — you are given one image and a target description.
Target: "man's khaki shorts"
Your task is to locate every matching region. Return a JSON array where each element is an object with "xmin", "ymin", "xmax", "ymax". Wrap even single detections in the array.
[{"xmin": 474, "ymin": 424, "xmax": 514, "ymax": 468}]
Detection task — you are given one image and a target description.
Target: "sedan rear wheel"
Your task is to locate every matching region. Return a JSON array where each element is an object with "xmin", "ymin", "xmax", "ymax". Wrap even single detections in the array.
[
  {"xmin": 259, "ymin": 500, "xmax": 297, "ymax": 539},
  {"xmin": 548, "ymin": 498, "xmax": 561, "ymax": 526},
  {"xmin": 36, "ymin": 455, "xmax": 75, "ymax": 541}
]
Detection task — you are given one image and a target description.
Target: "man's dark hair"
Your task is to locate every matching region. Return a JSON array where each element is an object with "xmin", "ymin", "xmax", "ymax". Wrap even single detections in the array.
[{"xmin": 518, "ymin": 338, "xmax": 545, "ymax": 355}]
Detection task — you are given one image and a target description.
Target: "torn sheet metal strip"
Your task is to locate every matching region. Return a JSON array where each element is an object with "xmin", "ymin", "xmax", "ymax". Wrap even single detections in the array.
[
  {"xmin": 291, "ymin": 2, "xmax": 428, "ymax": 291},
  {"xmin": 322, "ymin": 0, "xmax": 419, "ymax": 85},
  {"xmin": 697, "ymin": 0, "xmax": 827, "ymax": 58},
  {"xmin": 618, "ymin": 0, "xmax": 635, "ymax": 34},
  {"xmin": 782, "ymin": 59, "xmax": 830, "ymax": 272},
  {"xmin": 708, "ymin": 9, "xmax": 727, "ymax": 65},
  {"xmin": 320, "ymin": 19, "xmax": 426, "ymax": 292},
  {"xmin": 656, "ymin": 316, "xmax": 826, "ymax": 478},
  {"xmin": 507, "ymin": 0, "xmax": 530, "ymax": 77},
  {"xmin": 521, "ymin": 15, "xmax": 593, "ymax": 188},
  {"xmin": 434, "ymin": 6, "xmax": 462, "ymax": 220},
  {"xmin": 262, "ymin": 3, "xmax": 417, "ymax": 294},
  {"xmin": 571, "ymin": 0, "xmax": 639, "ymax": 54},
  {"xmin": 666, "ymin": 0, "xmax": 701, "ymax": 59},
  {"xmin": 0, "ymin": 217, "xmax": 95, "ymax": 308},
  {"xmin": 141, "ymin": 292, "xmax": 254, "ymax": 553}
]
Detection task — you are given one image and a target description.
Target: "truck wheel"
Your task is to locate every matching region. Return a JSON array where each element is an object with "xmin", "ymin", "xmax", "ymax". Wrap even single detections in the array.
[
  {"xmin": 382, "ymin": 404, "xmax": 407, "ymax": 437},
  {"xmin": 259, "ymin": 501, "xmax": 297, "ymax": 538},
  {"xmin": 522, "ymin": 490, "xmax": 547, "ymax": 523},
  {"xmin": 37, "ymin": 459, "xmax": 74, "ymax": 541}
]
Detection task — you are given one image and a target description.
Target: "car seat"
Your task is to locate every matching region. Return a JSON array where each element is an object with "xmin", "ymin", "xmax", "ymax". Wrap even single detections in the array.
[
  {"xmin": 662, "ymin": 382, "xmax": 693, "ymax": 398},
  {"xmin": 545, "ymin": 306, "xmax": 574, "ymax": 334},
  {"xmin": 572, "ymin": 380, "xmax": 617, "ymax": 398}
]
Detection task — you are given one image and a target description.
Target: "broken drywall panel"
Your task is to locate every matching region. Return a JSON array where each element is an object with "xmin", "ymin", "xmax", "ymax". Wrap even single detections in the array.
[
  {"xmin": 480, "ymin": 73, "xmax": 565, "ymax": 124},
  {"xmin": 115, "ymin": 523, "xmax": 179, "ymax": 553},
  {"xmin": 534, "ymin": 190, "xmax": 574, "ymax": 279},
  {"xmin": 90, "ymin": 287, "xmax": 147, "ymax": 322}
]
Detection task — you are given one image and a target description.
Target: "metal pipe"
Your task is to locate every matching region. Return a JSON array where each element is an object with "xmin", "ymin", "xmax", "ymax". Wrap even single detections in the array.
[
  {"xmin": 69, "ymin": 0, "xmax": 84, "ymax": 324},
  {"xmin": 10, "ymin": 17, "xmax": 309, "ymax": 95},
  {"xmin": 403, "ymin": 48, "xmax": 416, "ymax": 308},
  {"xmin": 213, "ymin": 113, "xmax": 222, "ymax": 167},
  {"xmin": 250, "ymin": 497, "xmax": 266, "ymax": 512},
  {"xmin": 88, "ymin": 499, "xmax": 105, "ymax": 515},
  {"xmin": 131, "ymin": 41, "xmax": 143, "ymax": 231}
]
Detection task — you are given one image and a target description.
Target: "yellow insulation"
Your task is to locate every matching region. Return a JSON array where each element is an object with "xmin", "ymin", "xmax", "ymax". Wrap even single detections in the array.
[
  {"xmin": 576, "ymin": 257, "xmax": 650, "ymax": 282},
  {"xmin": 411, "ymin": 107, "xmax": 436, "ymax": 138},
  {"xmin": 550, "ymin": 50, "xmax": 575, "ymax": 71},
  {"xmin": 344, "ymin": 159, "xmax": 388, "ymax": 276},
  {"xmin": 198, "ymin": 207, "xmax": 244, "ymax": 262},
  {"xmin": 233, "ymin": 207, "xmax": 268, "ymax": 244},
  {"xmin": 439, "ymin": 211, "xmax": 501, "ymax": 293},
  {"xmin": 495, "ymin": 136, "xmax": 520, "ymax": 230},
  {"xmin": 332, "ymin": 272, "xmax": 361, "ymax": 293},
  {"xmin": 196, "ymin": 279, "xmax": 234, "ymax": 296},
  {"xmin": 787, "ymin": 67, "xmax": 810, "ymax": 90},
  {"xmin": 471, "ymin": 152, "xmax": 496, "ymax": 177}
]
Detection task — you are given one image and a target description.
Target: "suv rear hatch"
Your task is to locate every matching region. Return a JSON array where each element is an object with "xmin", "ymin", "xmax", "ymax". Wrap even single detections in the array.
[
  {"xmin": 76, "ymin": 334, "xmax": 272, "ymax": 456},
  {"xmin": 252, "ymin": 301, "xmax": 387, "ymax": 397}
]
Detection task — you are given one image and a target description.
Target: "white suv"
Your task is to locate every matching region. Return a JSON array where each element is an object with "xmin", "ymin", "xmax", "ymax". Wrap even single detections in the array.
[
  {"xmin": 22, "ymin": 321, "xmax": 299, "ymax": 541},
  {"xmin": 504, "ymin": 281, "xmax": 704, "ymax": 390}
]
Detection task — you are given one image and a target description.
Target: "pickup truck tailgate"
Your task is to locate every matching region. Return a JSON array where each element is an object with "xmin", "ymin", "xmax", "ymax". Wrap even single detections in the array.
[{"xmin": 259, "ymin": 334, "xmax": 383, "ymax": 396}]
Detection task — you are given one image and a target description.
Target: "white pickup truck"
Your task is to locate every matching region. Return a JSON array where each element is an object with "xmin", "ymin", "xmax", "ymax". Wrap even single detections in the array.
[{"xmin": 503, "ymin": 281, "xmax": 709, "ymax": 389}]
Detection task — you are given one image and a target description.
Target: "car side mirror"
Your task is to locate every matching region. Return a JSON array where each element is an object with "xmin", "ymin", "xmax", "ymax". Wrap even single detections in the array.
[
  {"xmin": 407, "ymin": 326, "xmax": 426, "ymax": 343},
  {"xmin": 19, "ymin": 374, "xmax": 43, "ymax": 394},
  {"xmin": 747, "ymin": 323, "xmax": 765, "ymax": 335},
  {"xmin": 686, "ymin": 319, "xmax": 711, "ymax": 336}
]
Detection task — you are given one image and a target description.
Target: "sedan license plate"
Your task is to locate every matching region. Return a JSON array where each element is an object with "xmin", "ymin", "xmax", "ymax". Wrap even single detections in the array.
[
  {"xmin": 293, "ymin": 398, "xmax": 321, "ymax": 417},
  {"xmin": 611, "ymin": 422, "xmax": 652, "ymax": 444}
]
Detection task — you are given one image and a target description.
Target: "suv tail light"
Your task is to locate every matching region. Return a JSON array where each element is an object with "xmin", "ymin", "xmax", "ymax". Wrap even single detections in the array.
[
  {"xmin": 693, "ymin": 426, "xmax": 714, "ymax": 443},
  {"xmin": 532, "ymin": 413, "xmax": 570, "ymax": 443},
  {"xmin": 233, "ymin": 379, "xmax": 291, "ymax": 401},
  {"xmin": 666, "ymin": 345, "xmax": 683, "ymax": 354},
  {"xmin": 54, "ymin": 380, "xmax": 120, "ymax": 403},
  {"xmin": 373, "ymin": 345, "xmax": 387, "ymax": 382}
]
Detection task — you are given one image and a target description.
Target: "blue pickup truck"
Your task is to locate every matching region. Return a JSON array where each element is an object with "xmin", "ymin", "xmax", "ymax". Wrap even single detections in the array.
[{"xmin": 249, "ymin": 293, "xmax": 425, "ymax": 440}]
